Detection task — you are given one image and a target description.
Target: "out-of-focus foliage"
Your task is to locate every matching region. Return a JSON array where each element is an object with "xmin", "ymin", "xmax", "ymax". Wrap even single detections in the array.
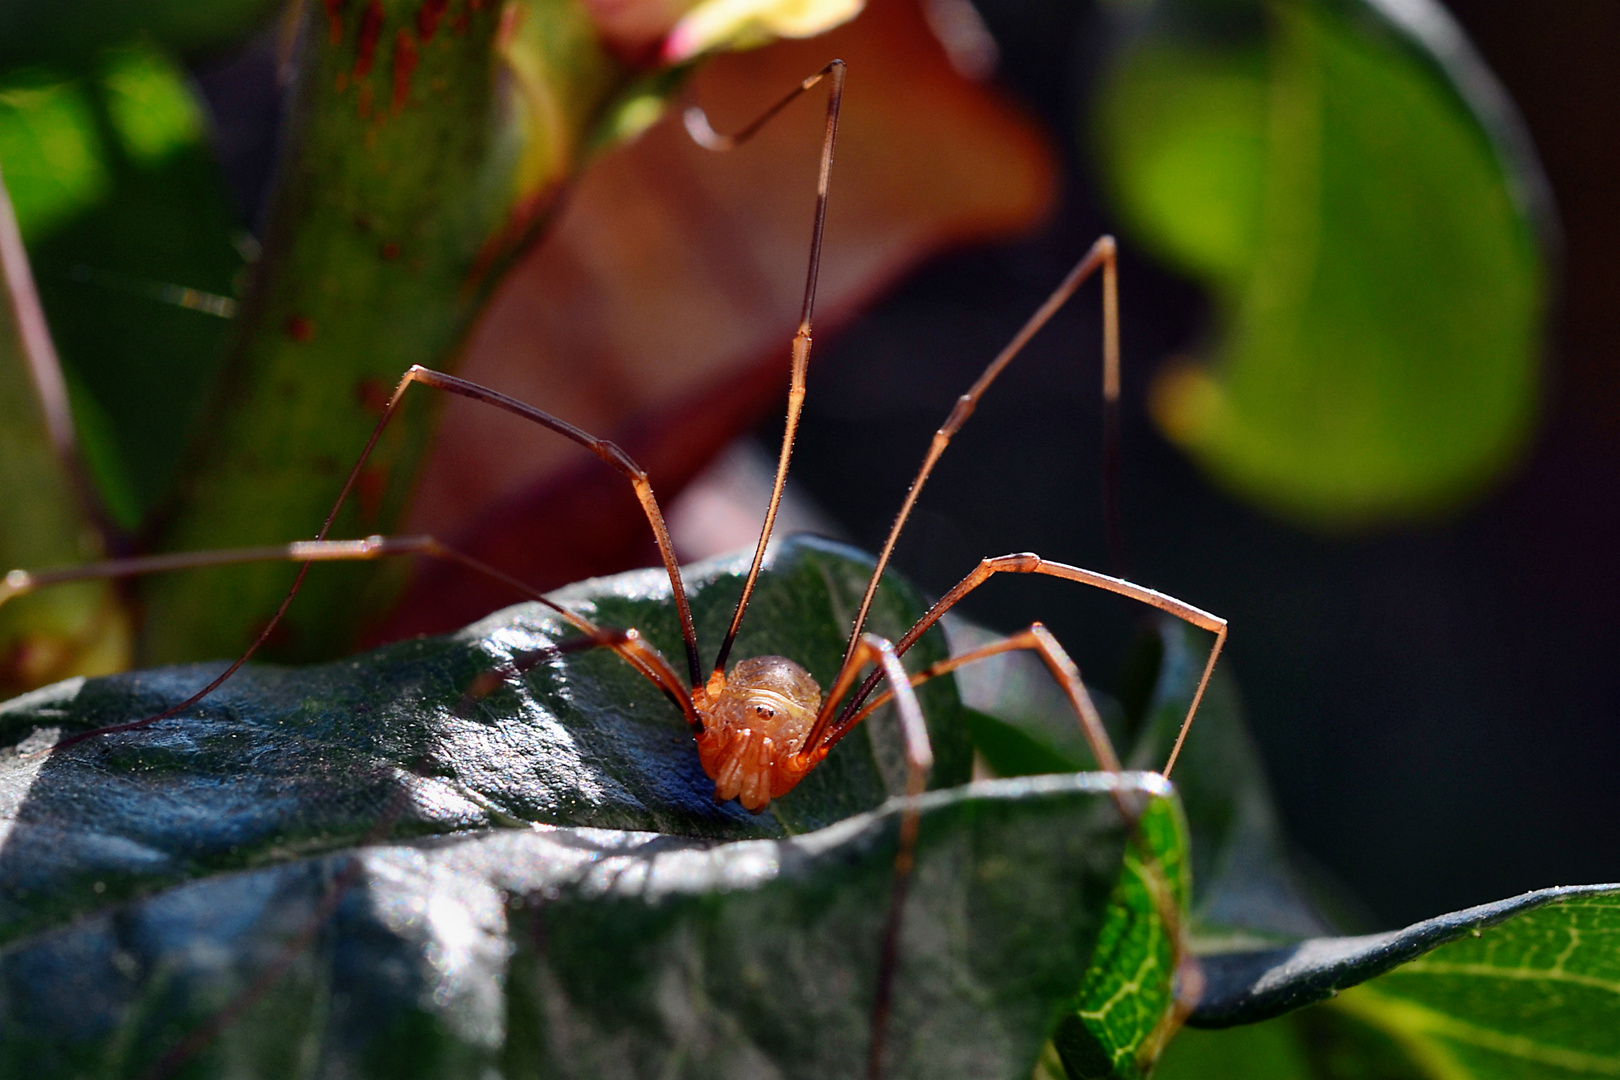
[
  {"xmin": 0, "ymin": 0, "xmax": 282, "ymax": 69},
  {"xmin": 388, "ymin": 0, "xmax": 1057, "ymax": 639},
  {"xmin": 1094, "ymin": 0, "xmax": 1549, "ymax": 525},
  {"xmin": 0, "ymin": 167, "xmax": 131, "ymax": 691},
  {"xmin": 0, "ymin": 45, "xmax": 245, "ymax": 528}
]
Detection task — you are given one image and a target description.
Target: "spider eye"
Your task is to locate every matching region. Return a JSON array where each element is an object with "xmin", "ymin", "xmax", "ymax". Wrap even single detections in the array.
[{"xmin": 754, "ymin": 704, "xmax": 775, "ymax": 718}]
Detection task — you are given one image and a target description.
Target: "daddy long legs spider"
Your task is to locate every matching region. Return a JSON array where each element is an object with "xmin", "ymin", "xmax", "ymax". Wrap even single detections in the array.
[{"xmin": 2, "ymin": 58, "xmax": 1227, "ymax": 1078}]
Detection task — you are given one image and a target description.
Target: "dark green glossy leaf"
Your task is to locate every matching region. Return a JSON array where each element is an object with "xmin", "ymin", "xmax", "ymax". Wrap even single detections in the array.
[
  {"xmin": 0, "ymin": 538, "xmax": 1186, "ymax": 1077},
  {"xmin": 1189, "ymin": 884, "xmax": 1620, "ymax": 1079},
  {"xmin": 0, "ymin": 774, "xmax": 1173, "ymax": 1079},
  {"xmin": 1162, "ymin": 885, "xmax": 1620, "ymax": 1077},
  {"xmin": 0, "ymin": 538, "xmax": 969, "ymax": 937},
  {"xmin": 1094, "ymin": 0, "xmax": 1548, "ymax": 524}
]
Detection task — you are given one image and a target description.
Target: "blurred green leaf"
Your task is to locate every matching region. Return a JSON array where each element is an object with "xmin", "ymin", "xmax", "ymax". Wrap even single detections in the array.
[
  {"xmin": 1095, "ymin": 0, "xmax": 1549, "ymax": 524},
  {"xmin": 1152, "ymin": 1017, "xmax": 1314, "ymax": 1079},
  {"xmin": 0, "ymin": 46, "xmax": 247, "ymax": 529},
  {"xmin": 0, "ymin": 161, "xmax": 130, "ymax": 696},
  {"xmin": 0, "ymin": 537, "xmax": 1183, "ymax": 1078}
]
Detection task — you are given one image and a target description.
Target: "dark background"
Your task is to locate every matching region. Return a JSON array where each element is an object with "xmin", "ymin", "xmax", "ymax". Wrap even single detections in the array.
[{"xmin": 787, "ymin": 1, "xmax": 1620, "ymax": 929}]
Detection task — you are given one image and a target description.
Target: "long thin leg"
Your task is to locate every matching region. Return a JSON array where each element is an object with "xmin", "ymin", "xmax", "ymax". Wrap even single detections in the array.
[
  {"xmin": 363, "ymin": 366, "xmax": 704, "ymax": 687},
  {"xmin": 819, "ymin": 633, "xmax": 931, "ymax": 1080},
  {"xmin": 458, "ymin": 625, "xmax": 686, "ymax": 721},
  {"xmin": 836, "ymin": 552, "xmax": 1226, "ymax": 779},
  {"xmin": 683, "ymin": 59, "xmax": 847, "ymax": 682},
  {"xmin": 11, "ymin": 533, "xmax": 694, "ymax": 752},
  {"xmin": 825, "ymin": 627, "xmax": 1198, "ymax": 1076},
  {"xmin": 826, "ymin": 622, "xmax": 1121, "ymax": 775},
  {"xmin": 1101, "ymin": 250, "xmax": 1124, "ymax": 574},
  {"xmin": 835, "ymin": 237, "xmax": 1121, "ymax": 677}
]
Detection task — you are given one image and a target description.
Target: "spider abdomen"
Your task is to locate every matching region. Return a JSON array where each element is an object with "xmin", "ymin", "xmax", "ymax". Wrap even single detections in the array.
[{"xmin": 695, "ymin": 655, "xmax": 825, "ymax": 811}]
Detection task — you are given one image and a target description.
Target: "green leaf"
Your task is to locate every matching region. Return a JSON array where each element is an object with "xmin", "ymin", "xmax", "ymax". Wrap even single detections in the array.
[
  {"xmin": 0, "ymin": 538, "xmax": 1185, "ymax": 1077},
  {"xmin": 0, "ymin": 46, "xmax": 248, "ymax": 529},
  {"xmin": 946, "ymin": 619, "xmax": 1223, "ymax": 1078},
  {"xmin": 0, "ymin": 538, "xmax": 968, "ymax": 931},
  {"xmin": 953, "ymin": 612, "xmax": 1328, "ymax": 945},
  {"xmin": 0, "ymin": 775, "xmax": 1171, "ymax": 1078},
  {"xmin": 944, "ymin": 614, "xmax": 1123, "ymax": 776},
  {"xmin": 0, "ymin": 160, "xmax": 131, "ymax": 696},
  {"xmin": 1186, "ymin": 884, "xmax": 1620, "ymax": 1079},
  {"xmin": 1094, "ymin": 0, "xmax": 1549, "ymax": 524},
  {"xmin": 1052, "ymin": 794, "xmax": 1191, "ymax": 1080},
  {"xmin": 1149, "ymin": 1017, "xmax": 1315, "ymax": 1080},
  {"xmin": 1119, "ymin": 619, "xmax": 1329, "ymax": 944},
  {"xmin": 1163, "ymin": 886, "xmax": 1620, "ymax": 1078}
]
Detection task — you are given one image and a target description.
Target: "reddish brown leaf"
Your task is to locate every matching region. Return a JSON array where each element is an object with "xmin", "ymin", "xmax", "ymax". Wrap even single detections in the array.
[{"xmin": 376, "ymin": 0, "xmax": 1055, "ymax": 641}]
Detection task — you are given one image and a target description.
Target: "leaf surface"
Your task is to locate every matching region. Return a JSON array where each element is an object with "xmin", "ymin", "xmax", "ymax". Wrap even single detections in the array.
[
  {"xmin": 0, "ymin": 538, "xmax": 1184, "ymax": 1078},
  {"xmin": 0, "ymin": 538, "xmax": 968, "ymax": 934},
  {"xmin": 0, "ymin": 775, "xmax": 1171, "ymax": 1079},
  {"xmin": 952, "ymin": 614, "xmax": 1328, "ymax": 945}
]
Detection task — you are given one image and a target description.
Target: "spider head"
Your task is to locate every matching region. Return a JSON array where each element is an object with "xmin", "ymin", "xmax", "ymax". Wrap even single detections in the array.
[{"xmin": 694, "ymin": 655, "xmax": 824, "ymax": 811}]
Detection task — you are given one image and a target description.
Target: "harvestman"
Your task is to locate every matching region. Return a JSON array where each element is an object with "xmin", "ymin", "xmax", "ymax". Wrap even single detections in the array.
[{"xmin": 3, "ymin": 59, "xmax": 1228, "ymax": 1077}]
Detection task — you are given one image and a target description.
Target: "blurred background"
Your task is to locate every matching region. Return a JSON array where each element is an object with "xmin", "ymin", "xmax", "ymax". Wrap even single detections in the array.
[
  {"xmin": 778, "ymin": 0, "xmax": 1619, "ymax": 930},
  {"xmin": 0, "ymin": 0, "xmax": 1615, "ymax": 933}
]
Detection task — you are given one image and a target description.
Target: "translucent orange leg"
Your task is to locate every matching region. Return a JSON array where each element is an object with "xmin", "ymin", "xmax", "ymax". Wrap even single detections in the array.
[
  {"xmin": 826, "ymin": 621, "xmax": 1121, "ymax": 774},
  {"xmin": 811, "ymin": 633, "xmax": 933, "ymax": 1080},
  {"xmin": 839, "ymin": 552, "xmax": 1228, "ymax": 778},
  {"xmin": 836, "ymin": 236, "xmax": 1122, "ymax": 678},
  {"xmin": 368, "ymin": 367, "xmax": 704, "ymax": 686},
  {"xmin": 830, "ymin": 624, "xmax": 1202, "ymax": 1072},
  {"xmin": 684, "ymin": 59, "xmax": 848, "ymax": 681},
  {"xmin": 4, "ymin": 533, "xmax": 694, "ymax": 750}
]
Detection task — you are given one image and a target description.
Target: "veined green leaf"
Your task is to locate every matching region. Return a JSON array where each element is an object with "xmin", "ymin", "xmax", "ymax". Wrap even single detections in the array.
[
  {"xmin": 1181, "ymin": 885, "xmax": 1620, "ymax": 1078},
  {"xmin": 1053, "ymin": 794, "xmax": 1190, "ymax": 1080}
]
